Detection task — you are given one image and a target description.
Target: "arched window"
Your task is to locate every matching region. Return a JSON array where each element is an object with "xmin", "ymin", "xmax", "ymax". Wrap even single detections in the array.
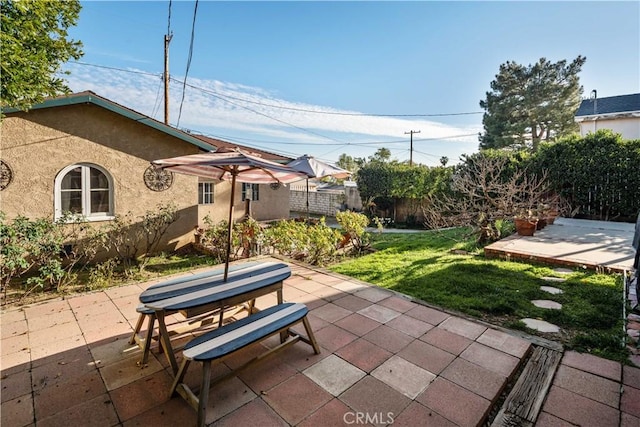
[{"xmin": 54, "ymin": 163, "xmax": 114, "ymax": 221}]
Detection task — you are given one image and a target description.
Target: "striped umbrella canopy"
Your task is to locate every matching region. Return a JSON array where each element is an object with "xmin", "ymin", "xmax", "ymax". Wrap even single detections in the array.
[
  {"xmin": 287, "ymin": 154, "xmax": 351, "ymax": 218},
  {"xmin": 287, "ymin": 154, "xmax": 351, "ymax": 180},
  {"xmin": 152, "ymin": 148, "xmax": 306, "ymax": 184},
  {"xmin": 152, "ymin": 148, "xmax": 307, "ymax": 280}
]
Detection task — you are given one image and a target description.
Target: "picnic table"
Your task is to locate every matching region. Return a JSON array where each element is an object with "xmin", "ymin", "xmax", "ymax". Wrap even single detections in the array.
[{"xmin": 132, "ymin": 261, "xmax": 291, "ymax": 374}]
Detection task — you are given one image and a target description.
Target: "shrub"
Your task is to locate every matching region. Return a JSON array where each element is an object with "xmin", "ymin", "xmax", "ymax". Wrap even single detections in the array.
[
  {"xmin": 305, "ymin": 219, "xmax": 342, "ymax": 265},
  {"xmin": 336, "ymin": 210, "xmax": 371, "ymax": 253},
  {"xmin": 422, "ymin": 152, "xmax": 553, "ymax": 244},
  {"xmin": 0, "ymin": 212, "xmax": 102, "ymax": 299},
  {"xmin": 261, "ymin": 218, "xmax": 342, "ymax": 266},
  {"xmin": 98, "ymin": 203, "xmax": 179, "ymax": 271}
]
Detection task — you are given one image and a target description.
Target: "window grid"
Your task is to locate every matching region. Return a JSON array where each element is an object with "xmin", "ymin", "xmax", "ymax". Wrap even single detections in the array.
[
  {"xmin": 198, "ymin": 182, "xmax": 215, "ymax": 205},
  {"xmin": 55, "ymin": 164, "xmax": 113, "ymax": 221},
  {"xmin": 241, "ymin": 183, "xmax": 259, "ymax": 201}
]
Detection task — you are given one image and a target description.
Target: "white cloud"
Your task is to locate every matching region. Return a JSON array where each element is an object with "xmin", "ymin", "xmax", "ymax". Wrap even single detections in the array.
[{"xmin": 62, "ymin": 63, "xmax": 481, "ymax": 164}]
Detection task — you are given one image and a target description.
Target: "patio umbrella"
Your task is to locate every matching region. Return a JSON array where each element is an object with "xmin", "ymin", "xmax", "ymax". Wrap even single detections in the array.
[
  {"xmin": 286, "ymin": 154, "xmax": 351, "ymax": 218},
  {"xmin": 152, "ymin": 148, "xmax": 307, "ymax": 281}
]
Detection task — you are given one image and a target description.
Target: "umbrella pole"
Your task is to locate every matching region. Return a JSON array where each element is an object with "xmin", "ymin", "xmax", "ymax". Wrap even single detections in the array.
[{"xmin": 224, "ymin": 173, "xmax": 237, "ymax": 282}]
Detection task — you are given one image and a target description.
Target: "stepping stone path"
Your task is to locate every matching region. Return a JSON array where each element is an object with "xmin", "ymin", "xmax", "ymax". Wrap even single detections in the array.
[
  {"xmin": 531, "ymin": 300, "xmax": 562, "ymax": 310},
  {"xmin": 541, "ymin": 276, "xmax": 566, "ymax": 283},
  {"xmin": 540, "ymin": 285, "xmax": 564, "ymax": 295},
  {"xmin": 520, "ymin": 275, "xmax": 567, "ymax": 333},
  {"xmin": 521, "ymin": 318, "xmax": 561, "ymax": 333}
]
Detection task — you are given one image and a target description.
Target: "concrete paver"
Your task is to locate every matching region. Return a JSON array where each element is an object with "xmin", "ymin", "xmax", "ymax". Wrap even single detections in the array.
[
  {"xmin": 542, "ymin": 385, "xmax": 620, "ymax": 427},
  {"xmin": 303, "ymin": 354, "xmax": 365, "ymax": 396},
  {"xmin": 371, "ymin": 355, "xmax": 436, "ymax": 399}
]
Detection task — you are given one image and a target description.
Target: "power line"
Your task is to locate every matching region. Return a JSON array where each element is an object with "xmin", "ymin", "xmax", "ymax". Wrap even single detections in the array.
[
  {"xmin": 63, "ymin": 60, "xmax": 480, "ymax": 160},
  {"xmin": 174, "ymin": 83, "xmax": 482, "ymax": 117},
  {"xmin": 177, "ymin": 0, "xmax": 198, "ymax": 127},
  {"xmin": 171, "ymin": 76, "xmax": 347, "ymax": 144},
  {"xmin": 151, "ymin": 75, "xmax": 164, "ymax": 118},
  {"xmin": 67, "ymin": 61, "xmax": 483, "ymax": 118},
  {"xmin": 69, "ymin": 61, "xmax": 160, "ymax": 77},
  {"xmin": 66, "ymin": 60, "xmax": 342, "ymax": 143}
]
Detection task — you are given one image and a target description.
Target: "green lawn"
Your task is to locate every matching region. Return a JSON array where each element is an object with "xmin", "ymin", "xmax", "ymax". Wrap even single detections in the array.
[{"xmin": 329, "ymin": 228, "xmax": 628, "ymax": 362}]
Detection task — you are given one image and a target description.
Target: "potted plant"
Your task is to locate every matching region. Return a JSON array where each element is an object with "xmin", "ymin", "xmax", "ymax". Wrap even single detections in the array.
[
  {"xmin": 536, "ymin": 207, "xmax": 547, "ymax": 230},
  {"xmin": 514, "ymin": 209, "xmax": 538, "ymax": 236},
  {"xmin": 545, "ymin": 204, "xmax": 559, "ymax": 225},
  {"xmin": 539, "ymin": 195, "xmax": 561, "ymax": 225}
]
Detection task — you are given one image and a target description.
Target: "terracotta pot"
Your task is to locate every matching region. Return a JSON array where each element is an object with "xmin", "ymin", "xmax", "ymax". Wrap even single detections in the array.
[
  {"xmin": 546, "ymin": 216, "xmax": 556, "ymax": 225},
  {"xmin": 515, "ymin": 218, "xmax": 537, "ymax": 236}
]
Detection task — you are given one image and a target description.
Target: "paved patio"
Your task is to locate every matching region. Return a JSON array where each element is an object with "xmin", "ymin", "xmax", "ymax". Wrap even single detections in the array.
[
  {"xmin": 2, "ymin": 257, "xmax": 640, "ymax": 426},
  {"xmin": 485, "ymin": 217, "xmax": 636, "ymax": 273}
]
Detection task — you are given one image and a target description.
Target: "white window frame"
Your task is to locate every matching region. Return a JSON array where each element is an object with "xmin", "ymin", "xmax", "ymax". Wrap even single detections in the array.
[
  {"xmin": 54, "ymin": 163, "xmax": 115, "ymax": 221},
  {"xmin": 198, "ymin": 181, "xmax": 215, "ymax": 205},
  {"xmin": 242, "ymin": 183, "xmax": 260, "ymax": 201}
]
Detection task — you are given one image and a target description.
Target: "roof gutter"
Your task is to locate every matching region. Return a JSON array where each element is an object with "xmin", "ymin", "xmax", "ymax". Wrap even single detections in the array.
[{"xmin": 575, "ymin": 110, "xmax": 640, "ymax": 123}]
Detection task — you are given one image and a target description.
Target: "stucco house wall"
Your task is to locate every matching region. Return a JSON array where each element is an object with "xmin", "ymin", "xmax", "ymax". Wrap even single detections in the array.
[
  {"xmin": 578, "ymin": 117, "xmax": 640, "ymax": 139},
  {"xmin": 1, "ymin": 95, "xmax": 292, "ymax": 253},
  {"xmin": 575, "ymin": 93, "xmax": 640, "ymax": 140},
  {"xmin": 196, "ymin": 181, "xmax": 290, "ymax": 227},
  {"xmin": 1, "ymin": 103, "xmax": 200, "ymax": 250}
]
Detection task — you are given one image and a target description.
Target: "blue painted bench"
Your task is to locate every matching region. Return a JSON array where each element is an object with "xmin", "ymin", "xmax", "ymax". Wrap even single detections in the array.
[
  {"xmin": 130, "ymin": 261, "xmax": 291, "ymax": 372},
  {"xmin": 170, "ymin": 302, "xmax": 320, "ymax": 427}
]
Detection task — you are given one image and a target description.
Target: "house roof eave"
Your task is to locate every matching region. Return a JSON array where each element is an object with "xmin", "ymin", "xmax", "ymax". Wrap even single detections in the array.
[{"xmin": 575, "ymin": 110, "xmax": 640, "ymax": 123}]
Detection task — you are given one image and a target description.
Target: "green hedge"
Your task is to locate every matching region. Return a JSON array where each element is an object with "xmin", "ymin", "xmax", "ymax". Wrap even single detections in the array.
[
  {"xmin": 533, "ymin": 130, "xmax": 640, "ymax": 220},
  {"xmin": 355, "ymin": 130, "xmax": 639, "ymax": 223}
]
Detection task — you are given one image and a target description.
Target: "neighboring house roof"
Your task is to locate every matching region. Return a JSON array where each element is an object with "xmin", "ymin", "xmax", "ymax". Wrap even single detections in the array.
[
  {"xmin": 4, "ymin": 91, "xmax": 291, "ymax": 161},
  {"xmin": 575, "ymin": 93, "xmax": 640, "ymax": 121},
  {"xmin": 191, "ymin": 134, "xmax": 292, "ymax": 163}
]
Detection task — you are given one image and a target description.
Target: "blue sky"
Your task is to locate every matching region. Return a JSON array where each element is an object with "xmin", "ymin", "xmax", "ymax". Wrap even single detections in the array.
[{"xmin": 63, "ymin": 1, "xmax": 640, "ymax": 166}]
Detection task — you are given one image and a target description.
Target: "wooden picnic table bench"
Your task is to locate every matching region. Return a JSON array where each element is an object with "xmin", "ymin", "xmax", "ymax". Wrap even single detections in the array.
[
  {"xmin": 131, "ymin": 261, "xmax": 291, "ymax": 374},
  {"xmin": 170, "ymin": 302, "xmax": 320, "ymax": 427}
]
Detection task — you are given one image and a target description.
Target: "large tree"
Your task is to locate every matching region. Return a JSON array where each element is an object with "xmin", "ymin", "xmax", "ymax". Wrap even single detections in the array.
[
  {"xmin": 479, "ymin": 56, "xmax": 586, "ymax": 152},
  {"xmin": 1, "ymin": 0, "xmax": 83, "ymax": 111}
]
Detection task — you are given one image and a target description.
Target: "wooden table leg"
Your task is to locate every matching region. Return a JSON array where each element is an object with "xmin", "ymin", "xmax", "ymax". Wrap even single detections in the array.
[
  {"xmin": 156, "ymin": 311, "xmax": 179, "ymax": 374},
  {"xmin": 140, "ymin": 313, "xmax": 156, "ymax": 365},
  {"xmin": 197, "ymin": 361, "xmax": 212, "ymax": 427},
  {"xmin": 278, "ymin": 285, "xmax": 287, "ymax": 343}
]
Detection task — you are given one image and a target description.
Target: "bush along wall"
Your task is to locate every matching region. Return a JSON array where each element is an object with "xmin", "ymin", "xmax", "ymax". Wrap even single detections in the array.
[{"xmin": 534, "ymin": 129, "xmax": 640, "ymax": 221}]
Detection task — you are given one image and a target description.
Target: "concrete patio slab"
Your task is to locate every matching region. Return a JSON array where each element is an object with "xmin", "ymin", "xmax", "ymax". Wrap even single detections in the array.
[{"xmin": 485, "ymin": 217, "xmax": 636, "ymax": 272}]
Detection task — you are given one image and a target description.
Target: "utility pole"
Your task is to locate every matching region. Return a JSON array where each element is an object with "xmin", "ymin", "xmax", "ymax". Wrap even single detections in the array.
[
  {"xmin": 163, "ymin": 33, "xmax": 173, "ymax": 125},
  {"xmin": 404, "ymin": 130, "xmax": 421, "ymax": 166}
]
